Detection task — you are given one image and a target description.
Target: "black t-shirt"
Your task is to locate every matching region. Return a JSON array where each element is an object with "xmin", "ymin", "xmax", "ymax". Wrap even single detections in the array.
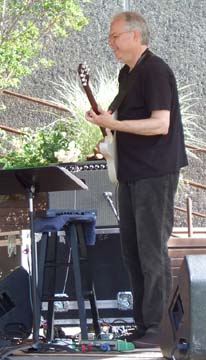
[{"xmin": 115, "ymin": 49, "xmax": 188, "ymax": 182}]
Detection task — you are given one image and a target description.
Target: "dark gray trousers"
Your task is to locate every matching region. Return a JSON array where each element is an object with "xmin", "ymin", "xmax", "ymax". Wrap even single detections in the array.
[{"xmin": 118, "ymin": 173, "xmax": 179, "ymax": 330}]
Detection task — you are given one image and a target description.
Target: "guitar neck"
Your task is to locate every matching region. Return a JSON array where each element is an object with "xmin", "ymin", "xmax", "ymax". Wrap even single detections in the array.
[{"xmin": 84, "ymin": 86, "xmax": 107, "ymax": 137}]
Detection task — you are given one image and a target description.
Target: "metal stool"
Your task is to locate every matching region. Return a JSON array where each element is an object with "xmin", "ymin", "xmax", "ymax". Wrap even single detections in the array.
[{"xmin": 36, "ymin": 211, "xmax": 100, "ymax": 341}]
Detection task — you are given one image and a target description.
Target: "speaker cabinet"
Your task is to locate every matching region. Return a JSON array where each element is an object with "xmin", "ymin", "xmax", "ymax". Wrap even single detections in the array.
[
  {"xmin": 0, "ymin": 266, "xmax": 33, "ymax": 339},
  {"xmin": 48, "ymin": 161, "xmax": 119, "ymax": 227},
  {"xmin": 160, "ymin": 254, "xmax": 206, "ymax": 360}
]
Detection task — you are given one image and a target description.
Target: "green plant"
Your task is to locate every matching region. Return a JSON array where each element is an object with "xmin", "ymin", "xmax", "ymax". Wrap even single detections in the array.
[
  {"xmin": 0, "ymin": 120, "xmax": 81, "ymax": 168},
  {"xmin": 0, "ymin": 67, "xmax": 119, "ymax": 168},
  {"xmin": 0, "ymin": 0, "xmax": 88, "ymax": 88}
]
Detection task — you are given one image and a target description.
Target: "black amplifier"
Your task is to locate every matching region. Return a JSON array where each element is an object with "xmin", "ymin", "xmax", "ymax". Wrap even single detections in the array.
[{"xmin": 48, "ymin": 161, "xmax": 119, "ymax": 228}]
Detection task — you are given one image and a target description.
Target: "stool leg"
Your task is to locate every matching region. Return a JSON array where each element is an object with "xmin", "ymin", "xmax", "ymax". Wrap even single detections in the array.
[
  {"xmin": 70, "ymin": 225, "xmax": 88, "ymax": 340},
  {"xmin": 45, "ymin": 233, "xmax": 58, "ymax": 341},
  {"xmin": 88, "ymin": 284, "xmax": 101, "ymax": 337},
  {"xmin": 37, "ymin": 233, "xmax": 48, "ymax": 337},
  {"xmin": 46, "ymin": 300, "xmax": 55, "ymax": 341},
  {"xmin": 76, "ymin": 224, "xmax": 101, "ymax": 337},
  {"xmin": 77, "ymin": 224, "xmax": 100, "ymax": 337}
]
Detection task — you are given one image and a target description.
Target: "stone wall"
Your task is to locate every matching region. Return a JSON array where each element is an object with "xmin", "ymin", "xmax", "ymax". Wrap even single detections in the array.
[{"xmin": 0, "ymin": 0, "xmax": 205, "ymax": 227}]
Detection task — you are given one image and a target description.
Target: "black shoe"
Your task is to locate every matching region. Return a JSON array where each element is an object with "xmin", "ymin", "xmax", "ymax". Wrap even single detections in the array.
[
  {"xmin": 118, "ymin": 327, "xmax": 146, "ymax": 341},
  {"xmin": 133, "ymin": 331, "xmax": 160, "ymax": 348}
]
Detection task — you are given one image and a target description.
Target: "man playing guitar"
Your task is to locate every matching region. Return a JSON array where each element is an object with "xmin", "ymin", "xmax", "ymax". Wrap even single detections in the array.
[{"xmin": 85, "ymin": 11, "xmax": 188, "ymax": 349}]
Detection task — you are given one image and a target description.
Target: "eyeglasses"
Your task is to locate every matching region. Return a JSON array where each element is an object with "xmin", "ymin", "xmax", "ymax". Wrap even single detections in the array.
[{"xmin": 108, "ymin": 30, "xmax": 133, "ymax": 42}]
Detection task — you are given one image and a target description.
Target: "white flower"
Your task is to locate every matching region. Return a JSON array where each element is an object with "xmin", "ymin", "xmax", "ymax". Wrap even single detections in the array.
[{"xmin": 54, "ymin": 142, "xmax": 80, "ymax": 163}]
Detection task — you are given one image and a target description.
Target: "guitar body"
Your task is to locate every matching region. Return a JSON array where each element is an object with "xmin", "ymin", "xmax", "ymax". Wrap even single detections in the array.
[
  {"xmin": 78, "ymin": 63, "xmax": 118, "ymax": 184},
  {"xmin": 99, "ymin": 129, "xmax": 118, "ymax": 184}
]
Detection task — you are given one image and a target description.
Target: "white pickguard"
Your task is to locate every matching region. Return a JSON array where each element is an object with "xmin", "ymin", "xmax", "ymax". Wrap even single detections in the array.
[{"xmin": 99, "ymin": 128, "xmax": 118, "ymax": 184}]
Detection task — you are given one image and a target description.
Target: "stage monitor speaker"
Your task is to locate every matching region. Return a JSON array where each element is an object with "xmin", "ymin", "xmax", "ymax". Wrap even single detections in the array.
[
  {"xmin": 160, "ymin": 254, "xmax": 206, "ymax": 360},
  {"xmin": 48, "ymin": 161, "xmax": 119, "ymax": 228},
  {"xmin": 0, "ymin": 266, "xmax": 33, "ymax": 339}
]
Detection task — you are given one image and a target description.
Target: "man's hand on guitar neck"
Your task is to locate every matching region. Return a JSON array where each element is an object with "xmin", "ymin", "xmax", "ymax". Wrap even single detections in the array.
[{"xmin": 85, "ymin": 105, "xmax": 116, "ymax": 130}]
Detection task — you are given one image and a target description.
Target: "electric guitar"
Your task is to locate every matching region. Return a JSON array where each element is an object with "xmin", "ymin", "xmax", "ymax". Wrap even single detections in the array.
[{"xmin": 78, "ymin": 63, "xmax": 118, "ymax": 184}]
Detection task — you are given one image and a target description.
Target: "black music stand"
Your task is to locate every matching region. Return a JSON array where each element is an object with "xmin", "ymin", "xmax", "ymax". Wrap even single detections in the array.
[{"xmin": 0, "ymin": 165, "xmax": 87, "ymax": 356}]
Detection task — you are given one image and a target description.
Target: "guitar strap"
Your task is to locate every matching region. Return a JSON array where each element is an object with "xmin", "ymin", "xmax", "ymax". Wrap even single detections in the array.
[{"xmin": 108, "ymin": 48, "xmax": 153, "ymax": 113}]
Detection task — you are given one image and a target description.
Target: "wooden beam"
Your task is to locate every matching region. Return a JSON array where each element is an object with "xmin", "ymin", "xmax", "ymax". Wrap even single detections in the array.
[{"xmin": 2, "ymin": 89, "xmax": 71, "ymax": 113}]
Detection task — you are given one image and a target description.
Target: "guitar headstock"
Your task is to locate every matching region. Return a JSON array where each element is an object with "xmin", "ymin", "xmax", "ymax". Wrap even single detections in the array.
[
  {"xmin": 78, "ymin": 63, "xmax": 90, "ymax": 88},
  {"xmin": 78, "ymin": 62, "xmax": 106, "ymax": 136}
]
